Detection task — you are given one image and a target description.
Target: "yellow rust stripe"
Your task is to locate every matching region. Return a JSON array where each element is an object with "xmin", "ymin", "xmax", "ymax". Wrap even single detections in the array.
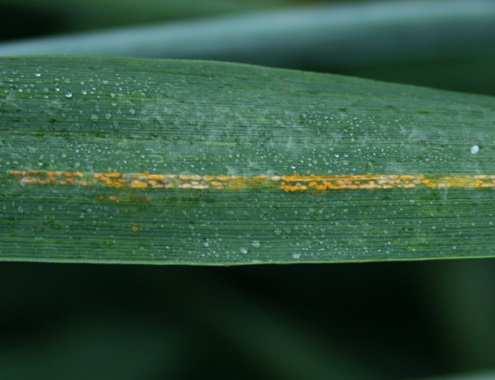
[{"xmin": 8, "ymin": 170, "xmax": 495, "ymax": 192}]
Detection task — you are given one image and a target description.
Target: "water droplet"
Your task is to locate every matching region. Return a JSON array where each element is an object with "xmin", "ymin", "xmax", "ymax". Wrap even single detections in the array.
[
  {"xmin": 251, "ymin": 240, "xmax": 261, "ymax": 248},
  {"xmin": 470, "ymin": 145, "xmax": 480, "ymax": 155},
  {"xmin": 65, "ymin": 91, "xmax": 73, "ymax": 99},
  {"xmin": 35, "ymin": 73, "xmax": 41, "ymax": 77},
  {"xmin": 240, "ymin": 247, "xmax": 248, "ymax": 254}
]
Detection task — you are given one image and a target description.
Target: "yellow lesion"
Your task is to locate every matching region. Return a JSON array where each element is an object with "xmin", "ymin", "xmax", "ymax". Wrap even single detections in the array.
[
  {"xmin": 10, "ymin": 170, "xmax": 86, "ymax": 186},
  {"xmin": 9, "ymin": 170, "xmax": 495, "ymax": 192},
  {"xmin": 281, "ymin": 175, "xmax": 423, "ymax": 192},
  {"xmin": 94, "ymin": 172, "xmax": 125, "ymax": 188},
  {"xmin": 420, "ymin": 176, "xmax": 495, "ymax": 189}
]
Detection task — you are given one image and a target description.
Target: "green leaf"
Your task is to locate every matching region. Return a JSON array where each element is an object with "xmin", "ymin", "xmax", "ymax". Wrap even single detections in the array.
[
  {"xmin": 1, "ymin": 56, "xmax": 495, "ymax": 265},
  {"xmin": 1, "ymin": 0, "xmax": 495, "ymax": 71},
  {"xmin": 0, "ymin": 0, "xmax": 298, "ymax": 36}
]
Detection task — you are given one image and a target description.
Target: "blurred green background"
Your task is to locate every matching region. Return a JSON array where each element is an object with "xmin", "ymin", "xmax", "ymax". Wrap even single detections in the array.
[{"xmin": 1, "ymin": 1, "xmax": 495, "ymax": 379}]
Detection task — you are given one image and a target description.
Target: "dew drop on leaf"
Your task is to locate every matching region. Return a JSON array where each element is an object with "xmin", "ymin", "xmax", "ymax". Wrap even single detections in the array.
[{"xmin": 251, "ymin": 240, "xmax": 261, "ymax": 248}]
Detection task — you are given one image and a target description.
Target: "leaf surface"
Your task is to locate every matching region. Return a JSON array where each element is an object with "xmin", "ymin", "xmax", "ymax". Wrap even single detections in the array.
[{"xmin": 1, "ymin": 56, "xmax": 495, "ymax": 265}]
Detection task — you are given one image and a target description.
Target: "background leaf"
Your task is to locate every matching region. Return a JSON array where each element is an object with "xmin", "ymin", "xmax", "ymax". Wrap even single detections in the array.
[
  {"xmin": 0, "ymin": 0, "xmax": 305, "ymax": 40},
  {"xmin": 2, "ymin": 0, "xmax": 494, "ymax": 96}
]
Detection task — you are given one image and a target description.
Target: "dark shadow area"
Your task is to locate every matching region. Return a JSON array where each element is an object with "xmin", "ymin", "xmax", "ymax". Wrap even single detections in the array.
[
  {"xmin": 0, "ymin": 260, "xmax": 493, "ymax": 379},
  {"xmin": 0, "ymin": 5, "xmax": 67, "ymax": 42}
]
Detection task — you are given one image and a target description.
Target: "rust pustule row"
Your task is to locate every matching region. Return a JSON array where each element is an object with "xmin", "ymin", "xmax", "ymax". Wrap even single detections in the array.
[{"xmin": 9, "ymin": 171, "xmax": 495, "ymax": 192}]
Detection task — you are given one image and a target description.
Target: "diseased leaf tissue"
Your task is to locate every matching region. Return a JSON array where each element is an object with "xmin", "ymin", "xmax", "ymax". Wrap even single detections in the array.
[{"xmin": 1, "ymin": 57, "xmax": 495, "ymax": 265}]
